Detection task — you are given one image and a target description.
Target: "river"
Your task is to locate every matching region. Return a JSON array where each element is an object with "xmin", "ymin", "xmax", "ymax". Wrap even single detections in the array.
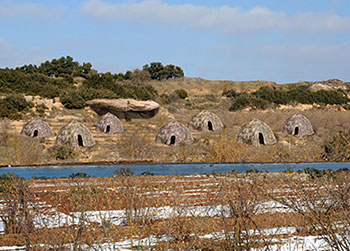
[{"xmin": 0, "ymin": 162, "xmax": 350, "ymax": 179}]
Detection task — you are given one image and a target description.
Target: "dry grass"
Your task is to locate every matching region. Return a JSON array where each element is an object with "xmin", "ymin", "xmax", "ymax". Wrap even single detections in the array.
[
  {"xmin": 1, "ymin": 172, "xmax": 350, "ymax": 250},
  {"xmin": 2, "ymin": 78, "xmax": 350, "ymax": 165}
]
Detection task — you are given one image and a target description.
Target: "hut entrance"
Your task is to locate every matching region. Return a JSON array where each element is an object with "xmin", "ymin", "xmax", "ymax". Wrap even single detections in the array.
[
  {"xmin": 258, "ymin": 133, "xmax": 265, "ymax": 145},
  {"xmin": 106, "ymin": 125, "xmax": 110, "ymax": 133},
  {"xmin": 170, "ymin": 135, "xmax": 176, "ymax": 145},
  {"xmin": 294, "ymin": 127, "xmax": 299, "ymax": 136},
  {"xmin": 208, "ymin": 121, "xmax": 213, "ymax": 131},
  {"xmin": 33, "ymin": 130, "xmax": 38, "ymax": 137},
  {"xmin": 77, "ymin": 135, "xmax": 84, "ymax": 147}
]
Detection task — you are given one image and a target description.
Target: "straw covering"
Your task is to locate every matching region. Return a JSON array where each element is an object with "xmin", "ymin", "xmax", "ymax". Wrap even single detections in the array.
[
  {"xmin": 238, "ymin": 119, "xmax": 277, "ymax": 146},
  {"xmin": 156, "ymin": 121, "xmax": 194, "ymax": 146}
]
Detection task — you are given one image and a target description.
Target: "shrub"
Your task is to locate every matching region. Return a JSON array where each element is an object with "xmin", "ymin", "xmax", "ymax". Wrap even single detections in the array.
[
  {"xmin": 323, "ymin": 131, "xmax": 350, "ymax": 161},
  {"xmin": 222, "ymin": 88, "xmax": 239, "ymax": 98},
  {"xmin": 141, "ymin": 171, "xmax": 154, "ymax": 176},
  {"xmin": 143, "ymin": 62, "xmax": 184, "ymax": 80},
  {"xmin": 0, "ymin": 94, "xmax": 33, "ymax": 119},
  {"xmin": 69, "ymin": 172, "xmax": 91, "ymax": 179},
  {"xmin": 60, "ymin": 89, "xmax": 85, "ymax": 109},
  {"xmin": 226, "ymin": 85, "xmax": 349, "ymax": 111},
  {"xmin": 229, "ymin": 94, "xmax": 270, "ymax": 111},
  {"xmin": 174, "ymin": 89, "xmax": 188, "ymax": 99},
  {"xmin": 114, "ymin": 168, "xmax": 135, "ymax": 177},
  {"xmin": 52, "ymin": 145, "xmax": 76, "ymax": 160}
]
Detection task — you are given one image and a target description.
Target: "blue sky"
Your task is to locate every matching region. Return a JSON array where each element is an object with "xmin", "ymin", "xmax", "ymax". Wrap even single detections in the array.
[{"xmin": 1, "ymin": 0, "xmax": 350, "ymax": 83}]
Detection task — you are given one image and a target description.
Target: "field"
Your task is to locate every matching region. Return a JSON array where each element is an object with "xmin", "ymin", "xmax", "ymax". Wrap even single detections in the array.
[{"xmin": 0, "ymin": 170, "xmax": 350, "ymax": 250}]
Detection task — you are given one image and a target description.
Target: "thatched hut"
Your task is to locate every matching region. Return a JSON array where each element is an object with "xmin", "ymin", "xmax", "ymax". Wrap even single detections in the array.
[
  {"xmin": 96, "ymin": 112, "xmax": 124, "ymax": 134},
  {"xmin": 155, "ymin": 121, "xmax": 194, "ymax": 146},
  {"xmin": 283, "ymin": 113, "xmax": 314, "ymax": 137},
  {"xmin": 56, "ymin": 120, "xmax": 95, "ymax": 148},
  {"xmin": 238, "ymin": 119, "xmax": 277, "ymax": 146},
  {"xmin": 21, "ymin": 118, "xmax": 54, "ymax": 138},
  {"xmin": 189, "ymin": 111, "xmax": 224, "ymax": 132}
]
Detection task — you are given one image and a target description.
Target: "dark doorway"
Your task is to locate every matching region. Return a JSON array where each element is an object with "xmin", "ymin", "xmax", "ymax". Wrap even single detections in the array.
[
  {"xmin": 170, "ymin": 135, "xmax": 176, "ymax": 145},
  {"xmin": 258, "ymin": 133, "xmax": 265, "ymax": 145},
  {"xmin": 106, "ymin": 125, "xmax": 110, "ymax": 133},
  {"xmin": 77, "ymin": 135, "xmax": 84, "ymax": 147},
  {"xmin": 294, "ymin": 127, "xmax": 299, "ymax": 135},
  {"xmin": 33, "ymin": 130, "xmax": 38, "ymax": 137},
  {"xmin": 208, "ymin": 121, "xmax": 213, "ymax": 131}
]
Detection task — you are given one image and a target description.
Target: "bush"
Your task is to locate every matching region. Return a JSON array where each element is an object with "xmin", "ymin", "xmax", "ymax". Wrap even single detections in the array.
[
  {"xmin": 229, "ymin": 94, "xmax": 270, "ymax": 111},
  {"xmin": 60, "ymin": 89, "xmax": 85, "ymax": 109},
  {"xmin": 52, "ymin": 145, "xmax": 76, "ymax": 160},
  {"xmin": 226, "ymin": 85, "xmax": 349, "ymax": 111},
  {"xmin": 141, "ymin": 171, "xmax": 154, "ymax": 176},
  {"xmin": 143, "ymin": 62, "xmax": 184, "ymax": 80},
  {"xmin": 0, "ymin": 94, "xmax": 33, "ymax": 119},
  {"xmin": 69, "ymin": 172, "xmax": 91, "ymax": 179},
  {"xmin": 114, "ymin": 168, "xmax": 135, "ymax": 177},
  {"xmin": 323, "ymin": 131, "xmax": 350, "ymax": 161},
  {"xmin": 174, "ymin": 89, "xmax": 188, "ymax": 99}
]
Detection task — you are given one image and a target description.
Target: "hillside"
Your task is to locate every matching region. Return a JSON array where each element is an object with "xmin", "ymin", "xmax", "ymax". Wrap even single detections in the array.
[
  {"xmin": 2, "ymin": 76, "xmax": 350, "ymax": 166},
  {"xmin": 1, "ymin": 57, "xmax": 350, "ymax": 166}
]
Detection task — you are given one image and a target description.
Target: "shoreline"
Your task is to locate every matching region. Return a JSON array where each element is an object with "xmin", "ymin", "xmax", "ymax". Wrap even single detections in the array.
[{"xmin": 0, "ymin": 160, "xmax": 348, "ymax": 168}]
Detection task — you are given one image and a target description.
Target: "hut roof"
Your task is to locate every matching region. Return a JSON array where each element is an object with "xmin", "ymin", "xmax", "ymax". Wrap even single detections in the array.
[
  {"xmin": 155, "ymin": 120, "xmax": 194, "ymax": 146},
  {"xmin": 20, "ymin": 118, "xmax": 54, "ymax": 138},
  {"xmin": 189, "ymin": 111, "xmax": 224, "ymax": 132},
  {"xmin": 237, "ymin": 119, "xmax": 277, "ymax": 146},
  {"xmin": 96, "ymin": 112, "xmax": 124, "ymax": 134},
  {"xmin": 56, "ymin": 120, "xmax": 95, "ymax": 148},
  {"xmin": 283, "ymin": 113, "xmax": 314, "ymax": 137}
]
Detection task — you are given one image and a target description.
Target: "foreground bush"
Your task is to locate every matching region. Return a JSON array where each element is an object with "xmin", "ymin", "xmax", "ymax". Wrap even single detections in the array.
[{"xmin": 323, "ymin": 131, "xmax": 350, "ymax": 161}]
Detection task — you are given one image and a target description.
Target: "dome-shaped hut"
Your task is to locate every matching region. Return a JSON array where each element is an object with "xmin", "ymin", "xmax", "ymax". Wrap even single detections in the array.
[
  {"xmin": 155, "ymin": 121, "xmax": 194, "ymax": 146},
  {"xmin": 238, "ymin": 119, "xmax": 277, "ymax": 146},
  {"xmin": 189, "ymin": 111, "xmax": 224, "ymax": 132},
  {"xmin": 283, "ymin": 113, "xmax": 314, "ymax": 137},
  {"xmin": 56, "ymin": 120, "xmax": 95, "ymax": 148},
  {"xmin": 21, "ymin": 118, "xmax": 54, "ymax": 138},
  {"xmin": 96, "ymin": 112, "xmax": 124, "ymax": 134}
]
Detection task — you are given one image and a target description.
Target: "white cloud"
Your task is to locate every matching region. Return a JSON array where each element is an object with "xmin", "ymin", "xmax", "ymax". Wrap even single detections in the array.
[
  {"xmin": 81, "ymin": 0, "xmax": 350, "ymax": 34},
  {"xmin": 0, "ymin": 0, "xmax": 66, "ymax": 20}
]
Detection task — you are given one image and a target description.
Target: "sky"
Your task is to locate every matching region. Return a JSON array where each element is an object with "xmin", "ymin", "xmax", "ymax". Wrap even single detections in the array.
[{"xmin": 1, "ymin": 0, "xmax": 350, "ymax": 83}]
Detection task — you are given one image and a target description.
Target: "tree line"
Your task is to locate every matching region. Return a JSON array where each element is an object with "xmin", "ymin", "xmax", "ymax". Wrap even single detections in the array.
[{"xmin": 0, "ymin": 56, "xmax": 184, "ymax": 118}]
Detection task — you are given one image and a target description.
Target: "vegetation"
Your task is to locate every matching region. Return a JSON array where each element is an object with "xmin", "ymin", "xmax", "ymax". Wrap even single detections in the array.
[
  {"xmin": 69, "ymin": 172, "xmax": 91, "ymax": 179},
  {"xmin": 323, "ymin": 131, "xmax": 350, "ymax": 161},
  {"xmin": 143, "ymin": 62, "xmax": 184, "ymax": 80},
  {"xmin": 0, "ymin": 94, "xmax": 33, "ymax": 119},
  {"xmin": 0, "ymin": 173, "xmax": 350, "ymax": 249},
  {"xmin": 114, "ymin": 168, "xmax": 136, "ymax": 177},
  {"xmin": 224, "ymin": 85, "xmax": 350, "ymax": 111},
  {"xmin": 0, "ymin": 56, "xmax": 184, "ymax": 113}
]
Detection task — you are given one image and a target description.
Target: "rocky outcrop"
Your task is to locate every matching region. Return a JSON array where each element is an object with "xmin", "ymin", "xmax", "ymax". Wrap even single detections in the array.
[{"xmin": 86, "ymin": 99, "xmax": 160, "ymax": 120}]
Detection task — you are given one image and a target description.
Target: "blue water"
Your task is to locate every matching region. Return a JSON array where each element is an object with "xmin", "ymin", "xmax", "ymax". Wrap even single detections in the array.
[{"xmin": 0, "ymin": 162, "xmax": 350, "ymax": 179}]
